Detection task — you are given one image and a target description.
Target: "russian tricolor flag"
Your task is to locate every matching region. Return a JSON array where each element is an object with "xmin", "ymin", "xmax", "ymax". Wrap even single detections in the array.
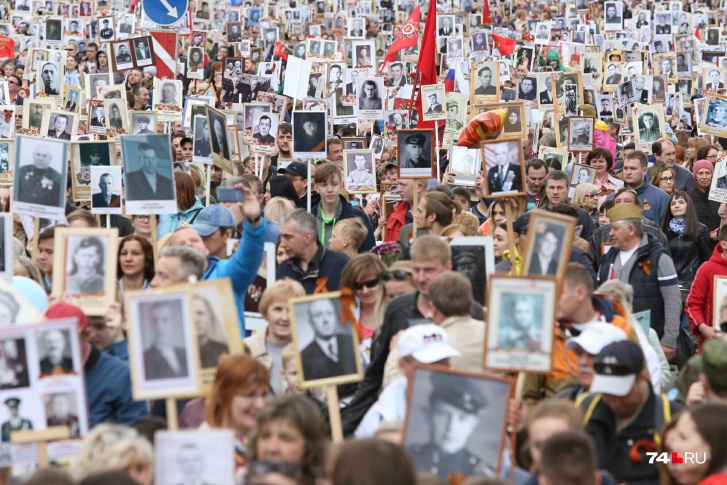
[{"xmin": 444, "ymin": 67, "xmax": 456, "ymax": 93}]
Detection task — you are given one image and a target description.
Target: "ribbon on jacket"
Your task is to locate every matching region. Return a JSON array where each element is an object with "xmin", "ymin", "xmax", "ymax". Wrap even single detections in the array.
[{"xmin": 340, "ymin": 288, "xmax": 363, "ymax": 342}]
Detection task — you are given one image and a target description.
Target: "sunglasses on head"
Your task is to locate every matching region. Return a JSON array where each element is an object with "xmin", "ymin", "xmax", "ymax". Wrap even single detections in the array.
[
  {"xmin": 380, "ymin": 269, "xmax": 410, "ymax": 281},
  {"xmin": 354, "ymin": 277, "xmax": 379, "ymax": 290}
]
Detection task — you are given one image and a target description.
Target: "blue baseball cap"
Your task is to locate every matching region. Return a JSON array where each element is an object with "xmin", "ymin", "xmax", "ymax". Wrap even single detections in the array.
[{"xmin": 192, "ymin": 205, "xmax": 236, "ymax": 237}]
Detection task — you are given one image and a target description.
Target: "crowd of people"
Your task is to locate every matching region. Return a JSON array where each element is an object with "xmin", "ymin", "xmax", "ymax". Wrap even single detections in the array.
[{"xmin": 1, "ymin": 0, "xmax": 727, "ymax": 484}]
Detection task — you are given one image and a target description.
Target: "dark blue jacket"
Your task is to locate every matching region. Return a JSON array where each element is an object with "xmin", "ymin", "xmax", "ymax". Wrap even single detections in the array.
[
  {"xmin": 85, "ymin": 346, "xmax": 147, "ymax": 427},
  {"xmin": 276, "ymin": 244, "xmax": 350, "ymax": 294}
]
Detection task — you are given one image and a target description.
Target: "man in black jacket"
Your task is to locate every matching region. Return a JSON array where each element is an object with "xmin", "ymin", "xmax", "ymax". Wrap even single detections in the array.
[{"xmin": 341, "ymin": 235, "xmax": 484, "ymax": 434}]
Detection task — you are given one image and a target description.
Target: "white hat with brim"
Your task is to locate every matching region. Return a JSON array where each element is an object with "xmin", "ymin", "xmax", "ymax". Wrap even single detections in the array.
[
  {"xmin": 565, "ymin": 323, "xmax": 628, "ymax": 356},
  {"xmin": 398, "ymin": 323, "xmax": 461, "ymax": 364},
  {"xmin": 589, "ymin": 373, "xmax": 637, "ymax": 397}
]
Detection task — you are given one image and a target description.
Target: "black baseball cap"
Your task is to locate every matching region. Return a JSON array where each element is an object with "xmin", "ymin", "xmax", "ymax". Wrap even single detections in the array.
[
  {"xmin": 589, "ymin": 341, "xmax": 645, "ymax": 397},
  {"xmin": 278, "ymin": 161, "xmax": 307, "ymax": 178}
]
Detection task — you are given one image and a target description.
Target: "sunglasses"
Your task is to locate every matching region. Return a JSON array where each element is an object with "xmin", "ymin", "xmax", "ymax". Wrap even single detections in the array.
[
  {"xmin": 381, "ymin": 269, "xmax": 410, "ymax": 281},
  {"xmin": 354, "ymin": 277, "xmax": 379, "ymax": 290}
]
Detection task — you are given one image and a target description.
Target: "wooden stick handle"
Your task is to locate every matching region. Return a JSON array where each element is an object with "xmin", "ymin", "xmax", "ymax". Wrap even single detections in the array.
[
  {"xmin": 327, "ymin": 386, "xmax": 343, "ymax": 443},
  {"xmin": 166, "ymin": 398, "xmax": 179, "ymax": 431}
]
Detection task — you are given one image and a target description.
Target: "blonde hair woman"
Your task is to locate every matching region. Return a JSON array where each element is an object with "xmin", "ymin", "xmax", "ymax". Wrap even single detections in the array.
[
  {"xmin": 263, "ymin": 196, "xmax": 296, "ymax": 223},
  {"xmin": 71, "ymin": 424, "xmax": 153, "ymax": 485}
]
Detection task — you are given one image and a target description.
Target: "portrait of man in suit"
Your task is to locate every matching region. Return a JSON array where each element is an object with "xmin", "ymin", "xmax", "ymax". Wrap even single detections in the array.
[
  {"xmin": 92, "ymin": 173, "xmax": 121, "ymax": 208},
  {"xmin": 47, "ymin": 114, "xmax": 71, "ymax": 140},
  {"xmin": 486, "ymin": 142, "xmax": 521, "ymax": 194},
  {"xmin": 438, "ymin": 16, "xmax": 454, "ymax": 36},
  {"xmin": 38, "ymin": 329, "xmax": 74, "ymax": 377},
  {"xmin": 125, "ymin": 142, "xmax": 175, "ymax": 201},
  {"xmin": 528, "ymin": 226, "xmax": 560, "ymax": 276},
  {"xmin": 300, "ymin": 298, "xmax": 356, "ymax": 381},
  {"xmin": 706, "ymin": 69, "xmax": 725, "ymax": 91},
  {"xmin": 143, "ymin": 301, "xmax": 189, "ymax": 380},
  {"xmin": 605, "ymin": 63, "xmax": 621, "ymax": 84},
  {"xmin": 474, "ymin": 66, "xmax": 496, "ymax": 95},
  {"xmin": 539, "ymin": 76, "xmax": 553, "ymax": 104}
]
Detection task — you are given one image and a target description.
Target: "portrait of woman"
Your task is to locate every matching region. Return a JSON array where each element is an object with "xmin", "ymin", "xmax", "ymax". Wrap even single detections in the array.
[{"xmin": 358, "ymin": 80, "xmax": 382, "ymax": 110}]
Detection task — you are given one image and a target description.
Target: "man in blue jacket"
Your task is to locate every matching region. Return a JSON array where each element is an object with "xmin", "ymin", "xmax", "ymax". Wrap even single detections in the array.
[
  {"xmin": 607, "ymin": 150, "xmax": 669, "ymax": 225},
  {"xmin": 163, "ymin": 184, "xmax": 267, "ymax": 335}
]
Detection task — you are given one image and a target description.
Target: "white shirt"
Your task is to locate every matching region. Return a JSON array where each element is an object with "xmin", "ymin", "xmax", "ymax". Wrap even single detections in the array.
[
  {"xmin": 143, "ymin": 170, "xmax": 157, "ymax": 192},
  {"xmin": 315, "ymin": 336, "xmax": 338, "ymax": 362},
  {"xmin": 618, "ymin": 245, "xmax": 638, "ymax": 265},
  {"xmin": 355, "ymin": 377, "xmax": 408, "ymax": 438}
]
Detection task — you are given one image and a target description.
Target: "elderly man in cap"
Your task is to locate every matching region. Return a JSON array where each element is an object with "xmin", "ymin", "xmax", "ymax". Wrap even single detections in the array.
[
  {"xmin": 580, "ymin": 341, "xmax": 682, "ymax": 485},
  {"xmin": 135, "ymin": 115, "xmax": 152, "ymax": 134},
  {"xmin": 1, "ymin": 398, "xmax": 32, "ymax": 442},
  {"xmin": 400, "ymin": 133, "xmax": 431, "ymax": 170},
  {"xmin": 409, "ymin": 370, "xmax": 489, "ymax": 479},
  {"xmin": 597, "ymin": 204, "xmax": 681, "ymax": 362},
  {"xmin": 355, "ymin": 323, "xmax": 461, "ymax": 438},
  {"xmin": 426, "ymin": 93, "xmax": 442, "ymax": 114}
]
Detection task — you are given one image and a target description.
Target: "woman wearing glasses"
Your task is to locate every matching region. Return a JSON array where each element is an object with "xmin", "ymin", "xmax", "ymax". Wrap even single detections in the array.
[
  {"xmin": 572, "ymin": 182, "xmax": 600, "ymax": 224},
  {"xmin": 340, "ymin": 254, "xmax": 387, "ymax": 370},
  {"xmin": 650, "ymin": 165, "xmax": 677, "ymax": 195}
]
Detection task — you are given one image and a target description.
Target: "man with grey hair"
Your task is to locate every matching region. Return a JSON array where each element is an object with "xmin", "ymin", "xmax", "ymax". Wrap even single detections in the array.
[
  {"xmin": 276, "ymin": 209, "xmax": 350, "ymax": 294},
  {"xmin": 597, "ymin": 204, "xmax": 680, "ymax": 362},
  {"xmin": 158, "ymin": 183, "xmax": 266, "ymax": 335},
  {"xmin": 150, "ymin": 246, "xmax": 206, "ymax": 287}
]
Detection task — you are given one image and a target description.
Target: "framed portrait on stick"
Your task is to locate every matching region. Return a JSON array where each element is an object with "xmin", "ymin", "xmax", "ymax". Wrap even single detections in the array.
[
  {"xmin": 343, "ymin": 149, "xmax": 376, "ymax": 193},
  {"xmin": 121, "ymin": 134, "xmax": 177, "ymax": 215},
  {"xmin": 51, "ymin": 227, "xmax": 118, "ymax": 316},
  {"xmin": 633, "ymin": 106, "xmax": 666, "ymax": 149},
  {"xmin": 402, "ymin": 364, "xmax": 512, "ymax": 481},
  {"xmin": 568, "ymin": 116, "xmax": 594, "ymax": 152},
  {"xmin": 481, "ymin": 139, "xmax": 525, "ymax": 198},
  {"xmin": 11, "ymin": 135, "xmax": 68, "ymax": 220},
  {"xmin": 70, "ymin": 141, "xmax": 116, "ymax": 202},
  {"xmin": 521, "ymin": 210, "xmax": 576, "ymax": 279},
  {"xmin": 397, "ymin": 129, "xmax": 434, "ymax": 179},
  {"xmin": 243, "ymin": 242, "xmax": 277, "ymax": 333},
  {"xmin": 0, "ymin": 318, "xmax": 90, "ymax": 466},
  {"xmin": 450, "ymin": 237, "xmax": 495, "ymax": 306},
  {"xmin": 483, "ymin": 275, "xmax": 556, "ymax": 373},
  {"xmin": 125, "ymin": 287, "xmax": 201, "ymax": 401},
  {"xmin": 289, "ymin": 292, "xmax": 363, "ymax": 388}
]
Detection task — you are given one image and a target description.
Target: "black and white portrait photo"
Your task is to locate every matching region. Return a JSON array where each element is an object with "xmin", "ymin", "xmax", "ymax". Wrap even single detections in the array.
[
  {"xmin": 63, "ymin": 235, "xmax": 107, "ymax": 295},
  {"xmin": 90, "ymin": 166, "xmax": 122, "ymax": 214},
  {"xmin": 292, "ymin": 111, "xmax": 327, "ymax": 158},
  {"xmin": 132, "ymin": 37, "xmax": 153, "ymax": 67},
  {"xmin": 207, "ymin": 108, "xmax": 231, "ymax": 162},
  {"xmin": 112, "ymin": 41, "xmax": 133, "ymax": 71},
  {"xmin": 45, "ymin": 17, "xmax": 62, "ymax": 41},
  {"xmin": 568, "ymin": 117, "xmax": 594, "ymax": 151},
  {"xmin": 450, "ymin": 238, "xmax": 494, "ymax": 306},
  {"xmin": 503, "ymin": 105, "xmax": 524, "ymax": 137},
  {"xmin": 12, "ymin": 136, "xmax": 68, "ymax": 220},
  {"xmin": 0, "ymin": 339, "xmax": 29, "ymax": 389},
  {"xmin": 654, "ymin": 12, "xmax": 672, "ymax": 34},
  {"xmin": 37, "ymin": 61, "xmax": 61, "ymax": 96},
  {"xmin": 154, "ymin": 431, "xmax": 236, "ymax": 485},
  {"xmin": 156, "ymin": 80, "xmax": 182, "ymax": 108},
  {"xmin": 352, "ymin": 40, "xmax": 375, "ymax": 71},
  {"xmin": 192, "ymin": 115, "xmax": 212, "ymax": 162},
  {"xmin": 187, "ymin": 46, "xmax": 204, "ymax": 80},
  {"xmin": 483, "ymin": 140, "xmax": 523, "ymax": 197},
  {"xmin": 534, "ymin": 22, "xmax": 550, "ymax": 44},
  {"xmin": 398, "ymin": 130, "xmax": 433, "ymax": 178},
  {"xmin": 290, "ymin": 294, "xmax": 361, "ymax": 386},
  {"xmin": 344, "ymin": 150, "xmax": 376, "ymax": 192},
  {"xmin": 131, "ymin": 112, "xmax": 155, "ymax": 135},
  {"xmin": 97, "ymin": 16, "xmax": 114, "ymax": 40},
  {"xmin": 569, "ymin": 164, "xmax": 597, "ymax": 196},
  {"xmin": 251, "ymin": 111, "xmax": 278, "ymax": 155},
  {"xmin": 421, "ymin": 85, "xmax": 446, "ymax": 122},
  {"xmin": 518, "ymin": 76, "xmax": 537, "ymax": 101},
  {"xmin": 437, "ymin": 15, "xmax": 455, "ymax": 36},
  {"xmin": 484, "ymin": 276, "xmax": 555, "ymax": 373},
  {"xmin": 103, "ymin": 99, "xmax": 127, "ymax": 132},
  {"xmin": 45, "ymin": 392, "xmax": 80, "ymax": 437},
  {"xmin": 636, "ymin": 110, "xmax": 663, "ymax": 145},
  {"xmin": 522, "ymin": 211, "xmax": 575, "ymax": 280},
  {"xmin": 403, "ymin": 366, "xmax": 510, "ymax": 480},
  {"xmin": 603, "ymin": 1, "xmax": 623, "ymax": 30},
  {"xmin": 121, "ymin": 134, "xmax": 176, "ymax": 214},
  {"xmin": 472, "ymin": 62, "xmax": 498, "ymax": 99},
  {"xmin": 356, "ymin": 77, "xmax": 384, "ymax": 119},
  {"xmin": 127, "ymin": 291, "xmax": 200, "ymax": 400},
  {"xmin": 347, "ymin": 17, "xmax": 365, "ymax": 38},
  {"xmin": 37, "ymin": 328, "xmax": 75, "ymax": 377},
  {"xmin": 45, "ymin": 113, "xmax": 73, "ymax": 140}
]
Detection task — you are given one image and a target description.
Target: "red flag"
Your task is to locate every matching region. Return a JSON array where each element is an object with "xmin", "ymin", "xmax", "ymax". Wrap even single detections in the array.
[
  {"xmin": 483, "ymin": 0, "xmax": 492, "ymax": 25},
  {"xmin": 491, "ymin": 34, "xmax": 515, "ymax": 55},
  {"xmin": 274, "ymin": 41, "xmax": 288, "ymax": 61},
  {"xmin": 0, "ymin": 36, "xmax": 14, "ymax": 58},
  {"xmin": 415, "ymin": 0, "xmax": 438, "ymax": 130},
  {"xmin": 384, "ymin": 5, "xmax": 420, "ymax": 64}
]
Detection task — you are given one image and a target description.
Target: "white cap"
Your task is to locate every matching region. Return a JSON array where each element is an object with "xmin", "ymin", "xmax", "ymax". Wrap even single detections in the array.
[
  {"xmin": 398, "ymin": 324, "xmax": 461, "ymax": 364},
  {"xmin": 565, "ymin": 323, "xmax": 628, "ymax": 356}
]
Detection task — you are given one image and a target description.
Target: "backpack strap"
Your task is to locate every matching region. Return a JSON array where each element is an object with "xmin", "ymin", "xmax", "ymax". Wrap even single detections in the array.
[
  {"xmin": 577, "ymin": 392, "xmax": 601, "ymax": 426},
  {"xmin": 188, "ymin": 208, "xmax": 203, "ymax": 223},
  {"xmin": 653, "ymin": 393, "xmax": 671, "ymax": 445}
]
